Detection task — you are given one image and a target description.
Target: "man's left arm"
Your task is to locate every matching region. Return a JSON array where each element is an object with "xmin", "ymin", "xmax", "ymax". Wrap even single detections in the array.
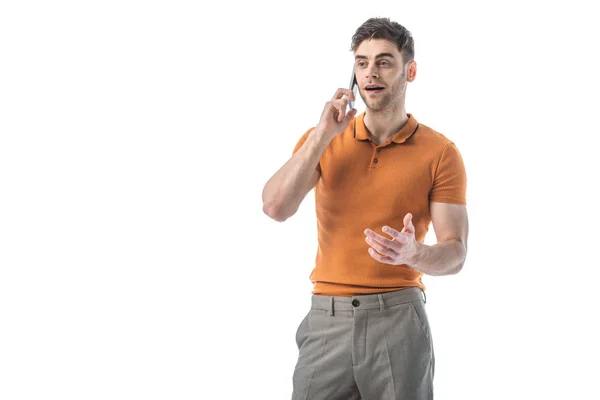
[
  {"xmin": 364, "ymin": 202, "xmax": 469, "ymax": 276},
  {"xmin": 409, "ymin": 202, "xmax": 468, "ymax": 276}
]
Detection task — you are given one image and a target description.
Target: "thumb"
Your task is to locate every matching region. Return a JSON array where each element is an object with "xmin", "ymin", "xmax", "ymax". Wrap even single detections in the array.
[
  {"xmin": 342, "ymin": 108, "xmax": 357, "ymax": 125},
  {"xmin": 401, "ymin": 213, "xmax": 414, "ymax": 233}
]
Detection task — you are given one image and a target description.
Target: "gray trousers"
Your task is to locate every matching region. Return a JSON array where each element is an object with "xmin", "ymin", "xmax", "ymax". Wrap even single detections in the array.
[{"xmin": 292, "ymin": 287, "xmax": 434, "ymax": 400}]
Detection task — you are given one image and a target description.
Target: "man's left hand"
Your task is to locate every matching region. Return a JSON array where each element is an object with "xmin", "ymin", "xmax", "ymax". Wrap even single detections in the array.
[{"xmin": 364, "ymin": 213, "xmax": 419, "ymax": 266}]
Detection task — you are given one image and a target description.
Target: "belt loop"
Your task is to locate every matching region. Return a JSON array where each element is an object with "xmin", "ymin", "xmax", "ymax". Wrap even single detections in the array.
[
  {"xmin": 378, "ymin": 294, "xmax": 384, "ymax": 312},
  {"xmin": 329, "ymin": 296, "xmax": 335, "ymax": 316},
  {"xmin": 421, "ymin": 289, "xmax": 427, "ymax": 304}
]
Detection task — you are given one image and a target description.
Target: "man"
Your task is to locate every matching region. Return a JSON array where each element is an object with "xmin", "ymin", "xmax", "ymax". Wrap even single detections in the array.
[{"xmin": 262, "ymin": 17, "xmax": 468, "ymax": 400}]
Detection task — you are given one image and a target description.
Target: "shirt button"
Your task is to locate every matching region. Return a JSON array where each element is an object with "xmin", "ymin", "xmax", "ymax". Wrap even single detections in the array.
[
  {"xmin": 352, "ymin": 299, "xmax": 360, "ymax": 307},
  {"xmin": 373, "ymin": 158, "xmax": 379, "ymax": 163}
]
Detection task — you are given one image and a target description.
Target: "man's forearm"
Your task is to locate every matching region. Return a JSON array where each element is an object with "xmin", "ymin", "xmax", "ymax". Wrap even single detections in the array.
[
  {"xmin": 262, "ymin": 129, "xmax": 330, "ymax": 221},
  {"xmin": 408, "ymin": 239, "xmax": 467, "ymax": 276}
]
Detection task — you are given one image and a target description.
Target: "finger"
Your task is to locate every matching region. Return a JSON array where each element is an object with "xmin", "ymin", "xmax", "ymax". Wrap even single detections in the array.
[
  {"xmin": 331, "ymin": 88, "xmax": 356, "ymax": 102},
  {"xmin": 332, "ymin": 98, "xmax": 348, "ymax": 122},
  {"xmin": 368, "ymin": 247, "xmax": 394, "ymax": 264},
  {"xmin": 321, "ymin": 101, "xmax": 339, "ymax": 121},
  {"xmin": 381, "ymin": 226, "xmax": 408, "ymax": 244},
  {"xmin": 365, "ymin": 229, "xmax": 398, "ymax": 248},
  {"xmin": 340, "ymin": 94, "xmax": 350, "ymax": 109},
  {"xmin": 365, "ymin": 236, "xmax": 397, "ymax": 256}
]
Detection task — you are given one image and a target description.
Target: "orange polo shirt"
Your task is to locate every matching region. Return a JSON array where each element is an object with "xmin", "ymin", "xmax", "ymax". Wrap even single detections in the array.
[{"xmin": 292, "ymin": 112, "xmax": 467, "ymax": 297}]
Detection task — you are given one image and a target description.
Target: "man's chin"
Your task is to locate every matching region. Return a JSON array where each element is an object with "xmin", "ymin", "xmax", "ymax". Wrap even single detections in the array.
[
  {"xmin": 365, "ymin": 98, "xmax": 395, "ymax": 113},
  {"xmin": 366, "ymin": 103, "xmax": 385, "ymax": 112}
]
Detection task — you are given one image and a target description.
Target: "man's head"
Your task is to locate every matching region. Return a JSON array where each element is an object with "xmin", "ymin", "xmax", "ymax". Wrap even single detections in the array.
[{"xmin": 351, "ymin": 18, "xmax": 417, "ymax": 113}]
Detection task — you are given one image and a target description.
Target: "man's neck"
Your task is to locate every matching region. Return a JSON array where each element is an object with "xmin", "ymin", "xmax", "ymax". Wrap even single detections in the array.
[{"xmin": 363, "ymin": 104, "xmax": 409, "ymax": 145}]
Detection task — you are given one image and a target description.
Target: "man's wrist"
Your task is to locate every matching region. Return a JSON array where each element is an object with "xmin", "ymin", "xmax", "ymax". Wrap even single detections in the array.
[
  {"xmin": 407, "ymin": 242, "xmax": 426, "ymax": 270},
  {"xmin": 310, "ymin": 127, "xmax": 333, "ymax": 148}
]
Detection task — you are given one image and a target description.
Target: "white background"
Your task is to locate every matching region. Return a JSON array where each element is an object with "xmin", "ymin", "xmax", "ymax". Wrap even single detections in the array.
[{"xmin": 1, "ymin": 1, "xmax": 599, "ymax": 399}]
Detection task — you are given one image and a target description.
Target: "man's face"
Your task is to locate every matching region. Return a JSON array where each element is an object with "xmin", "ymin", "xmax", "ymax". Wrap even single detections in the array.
[{"xmin": 354, "ymin": 39, "xmax": 413, "ymax": 112}]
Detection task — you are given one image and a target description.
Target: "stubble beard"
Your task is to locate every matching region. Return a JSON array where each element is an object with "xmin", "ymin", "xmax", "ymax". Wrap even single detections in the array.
[{"xmin": 362, "ymin": 72, "xmax": 406, "ymax": 114}]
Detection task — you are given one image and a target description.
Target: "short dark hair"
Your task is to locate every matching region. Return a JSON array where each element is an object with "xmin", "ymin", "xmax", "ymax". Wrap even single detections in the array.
[{"xmin": 351, "ymin": 18, "xmax": 415, "ymax": 63}]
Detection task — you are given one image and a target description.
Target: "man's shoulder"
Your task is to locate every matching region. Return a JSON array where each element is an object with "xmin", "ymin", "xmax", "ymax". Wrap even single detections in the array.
[
  {"xmin": 412, "ymin": 121, "xmax": 460, "ymax": 156},
  {"xmin": 414, "ymin": 122, "xmax": 454, "ymax": 144}
]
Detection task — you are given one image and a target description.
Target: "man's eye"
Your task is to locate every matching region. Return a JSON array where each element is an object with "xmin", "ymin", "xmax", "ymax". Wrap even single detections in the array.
[
  {"xmin": 379, "ymin": 61, "xmax": 390, "ymax": 66},
  {"xmin": 357, "ymin": 61, "xmax": 366, "ymax": 67}
]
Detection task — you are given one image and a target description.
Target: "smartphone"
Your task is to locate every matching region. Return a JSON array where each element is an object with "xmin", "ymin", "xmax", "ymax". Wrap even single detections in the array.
[{"xmin": 348, "ymin": 67, "xmax": 357, "ymax": 111}]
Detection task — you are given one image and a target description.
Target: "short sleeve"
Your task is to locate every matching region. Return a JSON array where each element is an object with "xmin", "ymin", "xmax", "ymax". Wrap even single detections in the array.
[
  {"xmin": 292, "ymin": 127, "xmax": 322, "ymax": 174},
  {"xmin": 429, "ymin": 142, "xmax": 467, "ymax": 205}
]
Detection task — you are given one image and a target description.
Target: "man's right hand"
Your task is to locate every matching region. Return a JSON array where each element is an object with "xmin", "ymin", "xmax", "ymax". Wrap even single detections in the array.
[{"xmin": 314, "ymin": 88, "xmax": 358, "ymax": 139}]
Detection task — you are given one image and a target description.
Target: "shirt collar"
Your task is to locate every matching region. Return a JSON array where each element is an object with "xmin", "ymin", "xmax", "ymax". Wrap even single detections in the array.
[{"xmin": 353, "ymin": 112, "xmax": 420, "ymax": 144}]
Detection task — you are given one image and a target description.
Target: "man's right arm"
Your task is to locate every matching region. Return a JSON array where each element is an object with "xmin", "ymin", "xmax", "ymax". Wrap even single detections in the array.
[
  {"xmin": 262, "ymin": 87, "xmax": 357, "ymax": 222},
  {"xmin": 261, "ymin": 128, "xmax": 330, "ymax": 222}
]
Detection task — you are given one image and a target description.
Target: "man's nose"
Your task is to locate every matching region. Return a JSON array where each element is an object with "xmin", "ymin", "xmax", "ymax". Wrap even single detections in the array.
[{"xmin": 364, "ymin": 65, "xmax": 379, "ymax": 79}]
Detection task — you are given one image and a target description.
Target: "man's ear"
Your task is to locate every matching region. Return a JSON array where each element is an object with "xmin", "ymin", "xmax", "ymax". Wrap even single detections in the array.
[{"xmin": 407, "ymin": 61, "xmax": 417, "ymax": 82}]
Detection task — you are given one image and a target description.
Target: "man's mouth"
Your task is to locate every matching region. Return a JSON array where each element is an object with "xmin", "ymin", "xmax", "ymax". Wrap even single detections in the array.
[{"xmin": 365, "ymin": 85, "xmax": 384, "ymax": 93}]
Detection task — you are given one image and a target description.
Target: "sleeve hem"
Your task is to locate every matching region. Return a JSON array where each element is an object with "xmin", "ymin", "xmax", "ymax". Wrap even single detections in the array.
[{"xmin": 429, "ymin": 197, "xmax": 467, "ymax": 205}]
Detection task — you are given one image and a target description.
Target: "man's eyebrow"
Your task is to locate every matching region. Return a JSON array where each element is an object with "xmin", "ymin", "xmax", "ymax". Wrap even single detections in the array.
[{"xmin": 355, "ymin": 53, "xmax": 396, "ymax": 60}]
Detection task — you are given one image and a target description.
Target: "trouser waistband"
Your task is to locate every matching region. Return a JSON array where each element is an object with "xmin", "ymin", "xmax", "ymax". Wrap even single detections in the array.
[{"xmin": 311, "ymin": 287, "xmax": 426, "ymax": 316}]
